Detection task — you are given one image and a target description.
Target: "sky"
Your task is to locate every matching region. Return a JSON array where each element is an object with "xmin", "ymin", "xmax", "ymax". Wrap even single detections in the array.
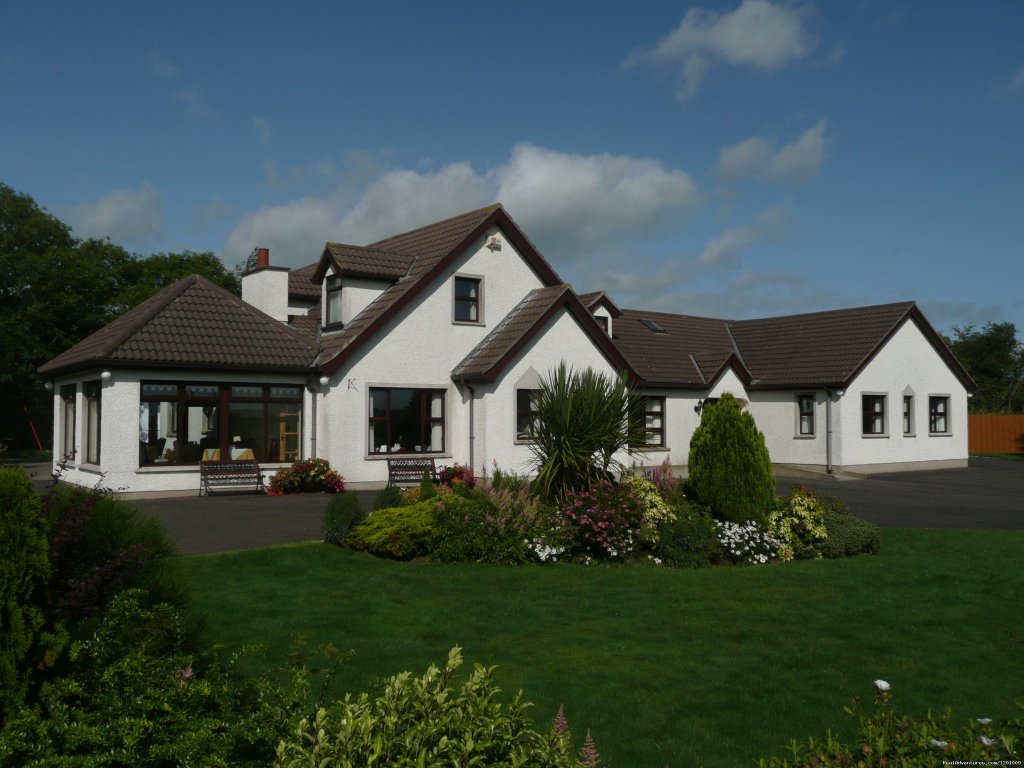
[{"xmin": 2, "ymin": 0, "xmax": 1022, "ymax": 335}]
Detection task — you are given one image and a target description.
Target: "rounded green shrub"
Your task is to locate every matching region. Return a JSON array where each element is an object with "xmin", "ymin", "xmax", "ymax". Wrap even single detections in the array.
[
  {"xmin": 344, "ymin": 500, "xmax": 439, "ymax": 560},
  {"xmin": 432, "ymin": 492, "xmax": 530, "ymax": 565},
  {"xmin": 655, "ymin": 513, "xmax": 716, "ymax": 569},
  {"xmin": 372, "ymin": 484, "xmax": 403, "ymax": 511},
  {"xmin": 687, "ymin": 393, "xmax": 775, "ymax": 527},
  {"xmin": 323, "ymin": 493, "xmax": 365, "ymax": 546}
]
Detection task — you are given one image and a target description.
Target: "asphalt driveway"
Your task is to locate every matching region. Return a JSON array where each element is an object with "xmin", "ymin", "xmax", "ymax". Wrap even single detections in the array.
[{"xmin": 776, "ymin": 457, "xmax": 1024, "ymax": 530}]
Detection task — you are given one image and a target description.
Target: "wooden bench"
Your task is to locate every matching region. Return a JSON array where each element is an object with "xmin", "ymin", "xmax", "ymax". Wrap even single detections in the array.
[
  {"xmin": 199, "ymin": 459, "xmax": 266, "ymax": 496},
  {"xmin": 386, "ymin": 457, "xmax": 438, "ymax": 487}
]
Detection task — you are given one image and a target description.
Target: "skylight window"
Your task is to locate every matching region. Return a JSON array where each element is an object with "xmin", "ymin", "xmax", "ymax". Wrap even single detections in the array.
[{"xmin": 639, "ymin": 318, "xmax": 667, "ymax": 334}]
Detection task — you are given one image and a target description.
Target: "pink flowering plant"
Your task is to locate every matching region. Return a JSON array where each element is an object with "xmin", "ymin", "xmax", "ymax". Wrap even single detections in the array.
[
  {"xmin": 562, "ymin": 480, "xmax": 645, "ymax": 560},
  {"xmin": 268, "ymin": 458, "xmax": 345, "ymax": 495}
]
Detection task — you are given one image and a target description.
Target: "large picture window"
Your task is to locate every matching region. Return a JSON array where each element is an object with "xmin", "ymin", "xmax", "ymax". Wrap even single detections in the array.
[
  {"xmin": 84, "ymin": 380, "xmax": 101, "ymax": 464},
  {"xmin": 60, "ymin": 384, "xmax": 76, "ymax": 460},
  {"xmin": 862, "ymin": 394, "xmax": 887, "ymax": 436},
  {"xmin": 369, "ymin": 387, "xmax": 444, "ymax": 454},
  {"xmin": 139, "ymin": 382, "xmax": 302, "ymax": 465}
]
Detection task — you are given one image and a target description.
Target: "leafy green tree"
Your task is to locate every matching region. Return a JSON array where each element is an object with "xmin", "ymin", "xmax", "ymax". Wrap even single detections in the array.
[
  {"xmin": 687, "ymin": 393, "xmax": 775, "ymax": 527},
  {"xmin": 526, "ymin": 362, "xmax": 647, "ymax": 503},
  {"xmin": 946, "ymin": 322, "xmax": 1024, "ymax": 413},
  {"xmin": 0, "ymin": 182, "xmax": 240, "ymax": 449}
]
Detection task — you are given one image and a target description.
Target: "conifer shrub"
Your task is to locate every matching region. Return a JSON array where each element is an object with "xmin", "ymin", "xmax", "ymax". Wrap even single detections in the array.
[
  {"xmin": 322, "ymin": 493, "xmax": 365, "ymax": 546},
  {"xmin": 344, "ymin": 500, "xmax": 439, "ymax": 560},
  {"xmin": 372, "ymin": 484, "xmax": 403, "ymax": 510},
  {"xmin": 419, "ymin": 469, "xmax": 438, "ymax": 500},
  {"xmin": 0, "ymin": 468, "xmax": 50, "ymax": 725},
  {"xmin": 687, "ymin": 393, "xmax": 775, "ymax": 527}
]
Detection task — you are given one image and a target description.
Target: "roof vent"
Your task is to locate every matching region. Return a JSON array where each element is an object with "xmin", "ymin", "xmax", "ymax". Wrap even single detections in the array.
[
  {"xmin": 486, "ymin": 235, "xmax": 502, "ymax": 252},
  {"xmin": 639, "ymin": 318, "xmax": 667, "ymax": 334}
]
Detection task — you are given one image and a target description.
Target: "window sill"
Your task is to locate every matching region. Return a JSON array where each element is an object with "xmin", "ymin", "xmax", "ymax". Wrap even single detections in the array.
[
  {"xmin": 928, "ymin": 432, "xmax": 952, "ymax": 438},
  {"xmin": 630, "ymin": 446, "xmax": 669, "ymax": 452},
  {"xmin": 861, "ymin": 434, "xmax": 890, "ymax": 439},
  {"xmin": 794, "ymin": 435, "xmax": 816, "ymax": 440},
  {"xmin": 364, "ymin": 453, "xmax": 452, "ymax": 461},
  {"xmin": 452, "ymin": 320, "xmax": 484, "ymax": 327}
]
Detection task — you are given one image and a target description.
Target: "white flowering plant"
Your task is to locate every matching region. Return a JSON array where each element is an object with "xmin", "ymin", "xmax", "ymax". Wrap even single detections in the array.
[{"xmin": 715, "ymin": 520, "xmax": 783, "ymax": 565}]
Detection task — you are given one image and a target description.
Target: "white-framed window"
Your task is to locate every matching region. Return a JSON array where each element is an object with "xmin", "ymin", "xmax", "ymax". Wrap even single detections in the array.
[
  {"xmin": 369, "ymin": 387, "xmax": 445, "ymax": 454},
  {"xmin": 929, "ymin": 395, "xmax": 950, "ymax": 435},
  {"xmin": 862, "ymin": 394, "xmax": 887, "ymax": 436},
  {"xmin": 325, "ymin": 275, "xmax": 343, "ymax": 326},
  {"xmin": 453, "ymin": 275, "xmax": 482, "ymax": 324},
  {"xmin": 60, "ymin": 384, "xmax": 76, "ymax": 460},
  {"xmin": 903, "ymin": 394, "xmax": 915, "ymax": 436},
  {"xmin": 84, "ymin": 380, "xmax": 102, "ymax": 464},
  {"xmin": 796, "ymin": 394, "xmax": 815, "ymax": 436}
]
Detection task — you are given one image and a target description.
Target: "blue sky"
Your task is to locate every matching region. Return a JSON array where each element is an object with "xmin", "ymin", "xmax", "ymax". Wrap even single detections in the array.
[{"xmin": 3, "ymin": 0, "xmax": 1022, "ymax": 334}]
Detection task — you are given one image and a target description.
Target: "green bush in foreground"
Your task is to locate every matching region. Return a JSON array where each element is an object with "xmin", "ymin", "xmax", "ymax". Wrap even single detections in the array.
[
  {"xmin": 275, "ymin": 647, "xmax": 583, "ymax": 768},
  {"xmin": 323, "ymin": 493, "xmax": 365, "ymax": 546},
  {"xmin": 688, "ymin": 393, "xmax": 775, "ymax": 527},
  {"xmin": 815, "ymin": 491, "xmax": 881, "ymax": 558},
  {"xmin": 344, "ymin": 500, "xmax": 439, "ymax": 560},
  {"xmin": 758, "ymin": 681, "xmax": 1022, "ymax": 767},
  {"xmin": 0, "ymin": 468, "xmax": 50, "ymax": 725}
]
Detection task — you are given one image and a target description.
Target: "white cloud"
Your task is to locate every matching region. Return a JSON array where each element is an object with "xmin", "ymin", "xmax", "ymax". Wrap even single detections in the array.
[
  {"xmin": 698, "ymin": 226, "xmax": 755, "ymax": 265},
  {"xmin": 252, "ymin": 116, "xmax": 272, "ymax": 147},
  {"xmin": 718, "ymin": 120, "xmax": 827, "ymax": 182},
  {"xmin": 149, "ymin": 51, "xmax": 177, "ymax": 79},
  {"xmin": 627, "ymin": 0, "xmax": 818, "ymax": 100},
  {"xmin": 61, "ymin": 183, "xmax": 162, "ymax": 245},
  {"xmin": 223, "ymin": 143, "xmax": 699, "ymax": 267},
  {"xmin": 174, "ymin": 88, "xmax": 214, "ymax": 119}
]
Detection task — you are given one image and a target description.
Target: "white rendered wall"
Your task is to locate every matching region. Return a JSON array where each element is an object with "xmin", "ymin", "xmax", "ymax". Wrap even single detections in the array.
[
  {"xmin": 471, "ymin": 309, "xmax": 622, "ymax": 479},
  {"xmin": 50, "ymin": 369, "xmax": 313, "ymax": 496},
  {"xmin": 832, "ymin": 319, "xmax": 969, "ymax": 471},
  {"xmin": 341, "ymin": 277, "xmax": 389, "ymax": 325},
  {"xmin": 317, "ymin": 225, "xmax": 553, "ymax": 487},
  {"xmin": 748, "ymin": 389, "xmax": 829, "ymax": 467},
  {"xmin": 241, "ymin": 268, "xmax": 290, "ymax": 322}
]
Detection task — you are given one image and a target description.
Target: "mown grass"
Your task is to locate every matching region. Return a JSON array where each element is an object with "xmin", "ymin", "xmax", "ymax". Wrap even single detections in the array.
[{"xmin": 186, "ymin": 529, "xmax": 1024, "ymax": 768}]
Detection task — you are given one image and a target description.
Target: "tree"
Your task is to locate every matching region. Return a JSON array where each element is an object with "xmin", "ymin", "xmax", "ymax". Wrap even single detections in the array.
[
  {"xmin": 946, "ymin": 322, "xmax": 1024, "ymax": 413},
  {"xmin": 687, "ymin": 393, "xmax": 775, "ymax": 527},
  {"xmin": 0, "ymin": 182, "xmax": 241, "ymax": 450},
  {"xmin": 525, "ymin": 362, "xmax": 647, "ymax": 503}
]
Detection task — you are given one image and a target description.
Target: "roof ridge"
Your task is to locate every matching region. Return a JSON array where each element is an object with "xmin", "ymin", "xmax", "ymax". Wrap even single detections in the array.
[{"xmin": 368, "ymin": 203, "xmax": 502, "ymax": 251}]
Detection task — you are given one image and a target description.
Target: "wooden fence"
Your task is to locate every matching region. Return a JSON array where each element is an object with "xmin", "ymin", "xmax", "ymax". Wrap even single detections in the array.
[{"xmin": 968, "ymin": 414, "xmax": 1024, "ymax": 453}]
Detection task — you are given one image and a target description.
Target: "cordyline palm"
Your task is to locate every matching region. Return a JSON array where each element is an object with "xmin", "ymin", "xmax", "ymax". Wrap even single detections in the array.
[{"xmin": 525, "ymin": 362, "xmax": 648, "ymax": 503}]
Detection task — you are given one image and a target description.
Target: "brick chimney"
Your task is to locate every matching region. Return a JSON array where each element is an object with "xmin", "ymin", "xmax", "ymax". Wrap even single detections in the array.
[{"xmin": 256, "ymin": 247, "xmax": 270, "ymax": 269}]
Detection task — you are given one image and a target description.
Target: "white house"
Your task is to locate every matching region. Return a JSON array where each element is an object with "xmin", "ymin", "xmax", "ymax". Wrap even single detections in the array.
[{"xmin": 39, "ymin": 204, "xmax": 975, "ymax": 496}]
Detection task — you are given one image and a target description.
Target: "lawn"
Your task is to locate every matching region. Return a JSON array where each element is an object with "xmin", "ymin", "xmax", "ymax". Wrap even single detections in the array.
[{"xmin": 186, "ymin": 529, "xmax": 1024, "ymax": 768}]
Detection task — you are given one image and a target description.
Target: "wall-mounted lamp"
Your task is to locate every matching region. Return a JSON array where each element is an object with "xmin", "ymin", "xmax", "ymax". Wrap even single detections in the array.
[
  {"xmin": 318, "ymin": 375, "xmax": 330, "ymax": 386},
  {"xmin": 694, "ymin": 399, "xmax": 705, "ymax": 415},
  {"xmin": 44, "ymin": 381, "xmax": 53, "ymax": 391},
  {"xmin": 100, "ymin": 370, "xmax": 112, "ymax": 380}
]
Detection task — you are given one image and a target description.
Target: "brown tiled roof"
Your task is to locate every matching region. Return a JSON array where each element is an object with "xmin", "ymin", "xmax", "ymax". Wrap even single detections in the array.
[
  {"xmin": 39, "ymin": 275, "xmax": 317, "ymax": 377},
  {"xmin": 319, "ymin": 204, "xmax": 563, "ymax": 373},
  {"xmin": 288, "ymin": 263, "xmax": 321, "ymax": 301},
  {"xmin": 289, "ymin": 304, "xmax": 321, "ymax": 340},
  {"xmin": 729, "ymin": 302, "xmax": 916, "ymax": 388},
  {"xmin": 453, "ymin": 286, "xmax": 571, "ymax": 380},
  {"xmin": 452, "ymin": 285, "xmax": 638, "ymax": 383},
  {"xmin": 613, "ymin": 301, "xmax": 974, "ymax": 391},
  {"xmin": 577, "ymin": 290, "xmax": 622, "ymax": 317},
  {"xmin": 322, "ymin": 244, "xmax": 415, "ymax": 279},
  {"xmin": 614, "ymin": 310, "xmax": 737, "ymax": 387}
]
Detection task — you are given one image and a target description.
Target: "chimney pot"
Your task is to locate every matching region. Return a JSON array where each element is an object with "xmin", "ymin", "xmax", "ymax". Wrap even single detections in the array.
[{"xmin": 256, "ymin": 248, "xmax": 270, "ymax": 269}]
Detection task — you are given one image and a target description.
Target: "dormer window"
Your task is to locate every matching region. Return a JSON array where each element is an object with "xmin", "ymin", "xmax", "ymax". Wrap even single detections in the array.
[
  {"xmin": 453, "ymin": 275, "xmax": 482, "ymax": 324},
  {"xmin": 595, "ymin": 315, "xmax": 609, "ymax": 334},
  {"xmin": 326, "ymin": 275, "xmax": 343, "ymax": 326}
]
